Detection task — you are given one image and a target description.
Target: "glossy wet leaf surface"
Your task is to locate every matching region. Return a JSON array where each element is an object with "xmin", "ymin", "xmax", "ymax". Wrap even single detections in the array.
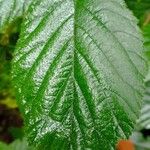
[
  {"xmin": 0, "ymin": 0, "xmax": 23, "ymax": 32},
  {"xmin": 13, "ymin": 0, "xmax": 147, "ymax": 149},
  {"xmin": 0, "ymin": 0, "xmax": 33, "ymax": 32}
]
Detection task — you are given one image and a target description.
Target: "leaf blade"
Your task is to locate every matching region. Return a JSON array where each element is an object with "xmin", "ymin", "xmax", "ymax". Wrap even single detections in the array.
[{"xmin": 13, "ymin": 0, "xmax": 146, "ymax": 149}]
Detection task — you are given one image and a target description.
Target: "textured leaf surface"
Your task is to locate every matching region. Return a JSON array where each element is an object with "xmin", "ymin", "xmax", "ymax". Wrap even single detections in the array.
[
  {"xmin": 0, "ymin": 0, "xmax": 32, "ymax": 32},
  {"xmin": 138, "ymin": 81, "xmax": 150, "ymax": 129},
  {"xmin": 13, "ymin": 0, "xmax": 146, "ymax": 149},
  {"xmin": 0, "ymin": 0, "xmax": 23, "ymax": 32}
]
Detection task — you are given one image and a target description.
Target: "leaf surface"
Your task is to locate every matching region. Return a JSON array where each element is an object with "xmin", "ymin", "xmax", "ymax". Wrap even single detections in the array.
[
  {"xmin": 0, "ymin": 0, "xmax": 23, "ymax": 32},
  {"xmin": 13, "ymin": 0, "xmax": 146, "ymax": 149},
  {"xmin": 0, "ymin": 0, "xmax": 32, "ymax": 32}
]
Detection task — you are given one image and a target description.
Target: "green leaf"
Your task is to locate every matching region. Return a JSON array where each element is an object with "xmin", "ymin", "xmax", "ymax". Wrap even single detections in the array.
[
  {"xmin": 0, "ymin": 0, "xmax": 33, "ymax": 32},
  {"xmin": 13, "ymin": 0, "xmax": 147, "ymax": 149},
  {"xmin": 137, "ymin": 24, "xmax": 150, "ymax": 130},
  {"xmin": 0, "ymin": 138, "xmax": 32, "ymax": 150},
  {"xmin": 138, "ymin": 82, "xmax": 150, "ymax": 129},
  {"xmin": 0, "ymin": 0, "xmax": 23, "ymax": 32},
  {"xmin": 0, "ymin": 142, "xmax": 9, "ymax": 150},
  {"xmin": 143, "ymin": 24, "xmax": 150, "ymax": 58},
  {"xmin": 125, "ymin": 0, "xmax": 150, "ymax": 26}
]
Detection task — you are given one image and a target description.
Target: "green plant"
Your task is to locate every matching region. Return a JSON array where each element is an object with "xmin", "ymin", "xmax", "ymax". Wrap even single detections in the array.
[
  {"xmin": 0, "ymin": 0, "xmax": 147, "ymax": 149},
  {"xmin": 0, "ymin": 138, "xmax": 32, "ymax": 150},
  {"xmin": 125, "ymin": 0, "xmax": 150, "ymax": 26},
  {"xmin": 137, "ymin": 24, "xmax": 150, "ymax": 132}
]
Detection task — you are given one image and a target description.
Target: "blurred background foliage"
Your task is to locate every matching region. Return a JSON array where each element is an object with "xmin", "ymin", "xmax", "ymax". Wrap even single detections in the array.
[
  {"xmin": 126, "ymin": 0, "xmax": 150, "ymax": 26},
  {"xmin": 126, "ymin": 0, "xmax": 150, "ymax": 149},
  {"xmin": 0, "ymin": 0, "xmax": 150, "ymax": 149},
  {"xmin": 0, "ymin": 18, "xmax": 25, "ymax": 148}
]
